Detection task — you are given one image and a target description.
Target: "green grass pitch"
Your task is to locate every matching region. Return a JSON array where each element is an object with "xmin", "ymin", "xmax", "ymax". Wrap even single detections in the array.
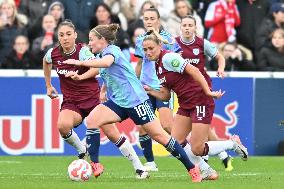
[{"xmin": 0, "ymin": 156, "xmax": 283, "ymax": 189}]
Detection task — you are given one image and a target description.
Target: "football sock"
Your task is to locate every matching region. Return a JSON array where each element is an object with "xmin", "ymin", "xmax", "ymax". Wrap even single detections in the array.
[
  {"xmin": 218, "ymin": 151, "xmax": 229, "ymax": 160},
  {"xmin": 62, "ymin": 129, "xmax": 85, "ymax": 154},
  {"xmin": 115, "ymin": 136, "xmax": 145, "ymax": 171},
  {"xmin": 202, "ymin": 155, "xmax": 209, "ymax": 162},
  {"xmin": 207, "ymin": 141, "xmax": 234, "ymax": 156},
  {"xmin": 165, "ymin": 137, "xmax": 195, "ymax": 171},
  {"xmin": 86, "ymin": 128, "xmax": 100, "ymax": 163},
  {"xmin": 181, "ymin": 141, "xmax": 210, "ymax": 171},
  {"xmin": 139, "ymin": 134, "xmax": 154, "ymax": 162}
]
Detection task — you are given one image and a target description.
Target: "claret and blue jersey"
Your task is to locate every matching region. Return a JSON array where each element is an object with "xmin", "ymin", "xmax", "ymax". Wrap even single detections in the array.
[{"xmin": 135, "ymin": 30, "xmax": 181, "ymax": 90}]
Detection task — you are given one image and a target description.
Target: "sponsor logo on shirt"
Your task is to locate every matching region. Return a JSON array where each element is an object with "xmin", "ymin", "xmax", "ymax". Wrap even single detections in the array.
[
  {"xmin": 185, "ymin": 58, "xmax": 200, "ymax": 64},
  {"xmin": 171, "ymin": 59, "xmax": 180, "ymax": 67},
  {"xmin": 56, "ymin": 68, "xmax": 78, "ymax": 75}
]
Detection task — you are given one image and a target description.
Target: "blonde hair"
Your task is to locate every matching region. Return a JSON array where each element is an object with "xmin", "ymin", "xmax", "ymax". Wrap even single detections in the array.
[
  {"xmin": 90, "ymin": 23, "xmax": 119, "ymax": 44},
  {"xmin": 143, "ymin": 29, "xmax": 172, "ymax": 45},
  {"xmin": 0, "ymin": 0, "xmax": 27, "ymax": 28}
]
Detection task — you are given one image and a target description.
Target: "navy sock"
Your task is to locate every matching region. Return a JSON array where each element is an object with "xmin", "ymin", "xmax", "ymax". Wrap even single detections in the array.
[
  {"xmin": 139, "ymin": 134, "xmax": 154, "ymax": 162},
  {"xmin": 86, "ymin": 128, "xmax": 100, "ymax": 163},
  {"xmin": 165, "ymin": 137, "xmax": 195, "ymax": 171}
]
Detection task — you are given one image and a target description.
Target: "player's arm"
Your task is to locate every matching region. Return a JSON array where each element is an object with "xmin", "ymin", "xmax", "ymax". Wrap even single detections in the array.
[
  {"xmin": 185, "ymin": 64, "xmax": 224, "ymax": 99},
  {"xmin": 214, "ymin": 52, "xmax": 226, "ymax": 78},
  {"xmin": 144, "ymin": 85, "xmax": 171, "ymax": 101},
  {"xmin": 204, "ymin": 39, "xmax": 226, "ymax": 78},
  {"xmin": 43, "ymin": 50, "xmax": 58, "ymax": 99},
  {"xmin": 135, "ymin": 58, "xmax": 142, "ymax": 78},
  {"xmin": 63, "ymin": 55, "xmax": 114, "ymax": 68},
  {"xmin": 65, "ymin": 68, "xmax": 99, "ymax": 80},
  {"xmin": 100, "ymin": 83, "xmax": 107, "ymax": 103},
  {"xmin": 163, "ymin": 52, "xmax": 224, "ymax": 99}
]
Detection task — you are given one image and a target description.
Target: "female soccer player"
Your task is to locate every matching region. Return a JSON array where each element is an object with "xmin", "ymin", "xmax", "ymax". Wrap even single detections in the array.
[
  {"xmin": 176, "ymin": 15, "xmax": 234, "ymax": 171},
  {"xmin": 134, "ymin": 7, "xmax": 180, "ymax": 171},
  {"xmin": 64, "ymin": 23, "xmax": 204, "ymax": 182},
  {"xmin": 43, "ymin": 20, "xmax": 147, "ymax": 179},
  {"xmin": 142, "ymin": 32, "xmax": 248, "ymax": 175}
]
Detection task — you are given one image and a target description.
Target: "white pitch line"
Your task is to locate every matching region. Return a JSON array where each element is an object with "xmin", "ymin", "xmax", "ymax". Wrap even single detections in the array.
[{"xmin": 0, "ymin": 161, "xmax": 22, "ymax": 164}]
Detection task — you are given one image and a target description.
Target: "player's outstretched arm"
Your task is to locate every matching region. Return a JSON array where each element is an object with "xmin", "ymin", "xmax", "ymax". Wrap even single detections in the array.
[
  {"xmin": 144, "ymin": 85, "xmax": 171, "ymax": 101},
  {"xmin": 63, "ymin": 55, "xmax": 115, "ymax": 68},
  {"xmin": 65, "ymin": 68, "xmax": 99, "ymax": 80}
]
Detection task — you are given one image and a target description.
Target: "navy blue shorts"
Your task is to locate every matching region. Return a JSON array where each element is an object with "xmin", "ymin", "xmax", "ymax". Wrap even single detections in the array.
[
  {"xmin": 148, "ymin": 94, "xmax": 171, "ymax": 111},
  {"xmin": 103, "ymin": 99, "xmax": 156, "ymax": 125}
]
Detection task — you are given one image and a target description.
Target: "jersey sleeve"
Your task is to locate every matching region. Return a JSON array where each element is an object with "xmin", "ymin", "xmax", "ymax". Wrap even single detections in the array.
[
  {"xmin": 163, "ymin": 35, "xmax": 182, "ymax": 53},
  {"xmin": 134, "ymin": 36, "xmax": 144, "ymax": 58},
  {"xmin": 204, "ymin": 39, "xmax": 218, "ymax": 58},
  {"xmin": 102, "ymin": 45, "xmax": 120, "ymax": 63},
  {"xmin": 79, "ymin": 46, "xmax": 95, "ymax": 61},
  {"xmin": 44, "ymin": 48, "xmax": 53, "ymax": 64},
  {"xmin": 162, "ymin": 52, "xmax": 188, "ymax": 73}
]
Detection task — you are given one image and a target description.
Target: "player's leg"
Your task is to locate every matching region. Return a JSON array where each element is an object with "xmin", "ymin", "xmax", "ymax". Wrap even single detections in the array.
[
  {"xmin": 208, "ymin": 129, "xmax": 233, "ymax": 171},
  {"xmin": 101, "ymin": 123, "xmax": 149, "ymax": 179},
  {"xmin": 139, "ymin": 126, "xmax": 157, "ymax": 171},
  {"xmin": 85, "ymin": 103, "xmax": 121, "ymax": 178},
  {"xmin": 130, "ymin": 100, "xmax": 201, "ymax": 182},
  {"xmin": 57, "ymin": 109, "xmax": 86, "ymax": 158},
  {"xmin": 191, "ymin": 123, "xmax": 248, "ymax": 161},
  {"xmin": 172, "ymin": 113, "xmax": 218, "ymax": 181},
  {"xmin": 138, "ymin": 95, "xmax": 157, "ymax": 171}
]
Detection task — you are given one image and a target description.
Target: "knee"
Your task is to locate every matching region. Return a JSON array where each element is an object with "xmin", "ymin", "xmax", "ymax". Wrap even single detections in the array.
[
  {"xmin": 86, "ymin": 115, "xmax": 99, "ymax": 128},
  {"xmin": 191, "ymin": 144, "xmax": 205, "ymax": 156},
  {"xmin": 57, "ymin": 122, "xmax": 71, "ymax": 136}
]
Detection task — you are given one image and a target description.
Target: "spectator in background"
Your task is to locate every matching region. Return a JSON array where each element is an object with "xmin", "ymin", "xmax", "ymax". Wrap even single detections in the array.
[
  {"xmin": 205, "ymin": 0, "xmax": 240, "ymax": 45},
  {"xmin": 127, "ymin": 1, "xmax": 155, "ymax": 39},
  {"xmin": 236, "ymin": 0, "xmax": 270, "ymax": 59},
  {"xmin": 58, "ymin": 0, "xmax": 103, "ymax": 43},
  {"xmin": 0, "ymin": 0, "xmax": 28, "ymax": 65},
  {"xmin": 48, "ymin": 1, "xmax": 64, "ymax": 30},
  {"xmin": 163, "ymin": 0, "xmax": 203, "ymax": 37},
  {"xmin": 32, "ymin": 14, "xmax": 57, "ymax": 66},
  {"xmin": 257, "ymin": 28, "xmax": 284, "ymax": 71},
  {"xmin": 255, "ymin": 3, "xmax": 284, "ymax": 51},
  {"xmin": 218, "ymin": 41, "xmax": 255, "ymax": 71},
  {"xmin": 18, "ymin": 0, "xmax": 52, "ymax": 40},
  {"xmin": 1, "ymin": 35, "xmax": 37, "ymax": 69},
  {"xmin": 104, "ymin": 0, "xmax": 133, "ymax": 31},
  {"xmin": 90, "ymin": 2, "xmax": 130, "ymax": 58},
  {"xmin": 135, "ymin": 0, "xmax": 174, "ymax": 23}
]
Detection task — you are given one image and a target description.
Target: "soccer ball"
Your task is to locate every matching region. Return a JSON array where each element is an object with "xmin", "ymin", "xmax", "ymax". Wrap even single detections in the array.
[{"xmin": 67, "ymin": 159, "xmax": 93, "ymax": 181}]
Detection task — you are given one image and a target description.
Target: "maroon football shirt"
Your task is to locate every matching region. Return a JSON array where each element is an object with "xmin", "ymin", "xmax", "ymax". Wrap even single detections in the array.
[{"xmin": 50, "ymin": 43, "xmax": 100, "ymax": 101}]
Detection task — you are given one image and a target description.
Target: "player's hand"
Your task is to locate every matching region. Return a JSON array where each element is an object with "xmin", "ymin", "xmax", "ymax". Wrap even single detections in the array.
[
  {"xmin": 208, "ymin": 89, "xmax": 225, "ymax": 99},
  {"xmin": 217, "ymin": 69, "xmax": 225, "ymax": 79},
  {"xmin": 143, "ymin": 85, "xmax": 153, "ymax": 93},
  {"xmin": 46, "ymin": 86, "xmax": 58, "ymax": 99},
  {"xmin": 65, "ymin": 71, "xmax": 81, "ymax": 80},
  {"xmin": 63, "ymin": 59, "xmax": 82, "ymax": 66},
  {"xmin": 99, "ymin": 91, "xmax": 107, "ymax": 103}
]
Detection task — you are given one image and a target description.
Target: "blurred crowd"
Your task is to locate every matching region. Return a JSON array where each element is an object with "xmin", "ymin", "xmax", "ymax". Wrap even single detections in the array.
[{"xmin": 0, "ymin": 0, "xmax": 283, "ymax": 71}]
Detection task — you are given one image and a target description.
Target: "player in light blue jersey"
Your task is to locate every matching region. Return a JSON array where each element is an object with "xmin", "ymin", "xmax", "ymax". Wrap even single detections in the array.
[
  {"xmin": 45, "ymin": 20, "xmax": 151, "ymax": 180},
  {"xmin": 134, "ymin": 7, "xmax": 181, "ymax": 171},
  {"xmin": 64, "ymin": 23, "xmax": 203, "ymax": 182}
]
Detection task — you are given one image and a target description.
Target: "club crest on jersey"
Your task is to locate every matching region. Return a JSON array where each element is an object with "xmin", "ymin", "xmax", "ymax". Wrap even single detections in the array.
[
  {"xmin": 158, "ymin": 67, "xmax": 163, "ymax": 74},
  {"xmin": 171, "ymin": 59, "xmax": 180, "ymax": 67},
  {"xmin": 193, "ymin": 48, "xmax": 199, "ymax": 55}
]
